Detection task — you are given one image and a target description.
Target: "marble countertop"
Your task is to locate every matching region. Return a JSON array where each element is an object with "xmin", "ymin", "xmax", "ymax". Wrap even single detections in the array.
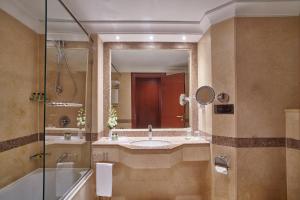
[
  {"xmin": 45, "ymin": 127, "xmax": 86, "ymax": 132},
  {"xmin": 45, "ymin": 135, "xmax": 86, "ymax": 145},
  {"xmin": 92, "ymin": 136, "xmax": 210, "ymax": 150}
]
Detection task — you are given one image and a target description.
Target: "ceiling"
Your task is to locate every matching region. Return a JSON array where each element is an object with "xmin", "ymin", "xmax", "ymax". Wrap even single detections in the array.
[
  {"xmin": 1, "ymin": 0, "xmax": 300, "ymax": 42},
  {"xmin": 111, "ymin": 50, "xmax": 189, "ymax": 73},
  {"xmin": 61, "ymin": 0, "xmax": 228, "ymax": 34}
]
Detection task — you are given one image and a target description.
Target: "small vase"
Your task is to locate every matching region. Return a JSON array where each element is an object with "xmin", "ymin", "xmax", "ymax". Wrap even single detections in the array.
[
  {"xmin": 78, "ymin": 128, "xmax": 84, "ymax": 139},
  {"xmin": 109, "ymin": 129, "xmax": 113, "ymax": 140}
]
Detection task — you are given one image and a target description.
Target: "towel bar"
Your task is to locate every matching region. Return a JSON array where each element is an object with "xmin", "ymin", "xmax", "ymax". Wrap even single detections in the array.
[{"xmin": 98, "ymin": 197, "xmax": 112, "ymax": 200}]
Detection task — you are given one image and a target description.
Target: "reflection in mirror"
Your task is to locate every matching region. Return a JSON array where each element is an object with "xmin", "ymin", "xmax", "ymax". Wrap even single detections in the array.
[
  {"xmin": 46, "ymin": 42, "xmax": 88, "ymax": 127},
  {"xmin": 195, "ymin": 86, "xmax": 215, "ymax": 106},
  {"xmin": 111, "ymin": 49, "xmax": 190, "ymax": 129}
]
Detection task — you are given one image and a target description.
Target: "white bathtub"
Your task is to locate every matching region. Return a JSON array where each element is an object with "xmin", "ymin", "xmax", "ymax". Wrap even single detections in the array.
[{"xmin": 0, "ymin": 168, "xmax": 89, "ymax": 200}]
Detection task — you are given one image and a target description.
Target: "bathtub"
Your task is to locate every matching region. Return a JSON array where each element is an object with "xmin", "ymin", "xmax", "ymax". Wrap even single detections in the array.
[{"xmin": 0, "ymin": 168, "xmax": 89, "ymax": 200}]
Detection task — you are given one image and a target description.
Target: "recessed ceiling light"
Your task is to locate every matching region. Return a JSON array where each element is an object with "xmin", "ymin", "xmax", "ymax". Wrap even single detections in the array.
[
  {"xmin": 182, "ymin": 35, "xmax": 186, "ymax": 41},
  {"xmin": 116, "ymin": 35, "xmax": 120, "ymax": 40},
  {"xmin": 149, "ymin": 35, "xmax": 154, "ymax": 41}
]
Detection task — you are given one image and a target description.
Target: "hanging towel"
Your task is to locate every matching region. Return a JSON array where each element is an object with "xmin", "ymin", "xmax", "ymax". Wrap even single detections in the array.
[
  {"xmin": 57, "ymin": 162, "xmax": 74, "ymax": 168},
  {"xmin": 56, "ymin": 162, "xmax": 75, "ymax": 197},
  {"xmin": 96, "ymin": 163, "xmax": 113, "ymax": 197}
]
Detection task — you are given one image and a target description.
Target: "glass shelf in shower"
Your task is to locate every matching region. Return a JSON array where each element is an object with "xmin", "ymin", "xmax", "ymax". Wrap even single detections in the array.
[{"xmin": 47, "ymin": 102, "xmax": 83, "ymax": 107}]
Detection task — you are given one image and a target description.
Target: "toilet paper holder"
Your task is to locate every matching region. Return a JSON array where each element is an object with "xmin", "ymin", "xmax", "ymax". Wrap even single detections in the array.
[{"xmin": 214, "ymin": 155, "xmax": 230, "ymax": 175}]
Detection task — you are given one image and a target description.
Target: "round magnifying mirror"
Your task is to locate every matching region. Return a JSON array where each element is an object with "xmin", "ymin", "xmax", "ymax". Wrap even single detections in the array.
[{"xmin": 195, "ymin": 86, "xmax": 215, "ymax": 105}]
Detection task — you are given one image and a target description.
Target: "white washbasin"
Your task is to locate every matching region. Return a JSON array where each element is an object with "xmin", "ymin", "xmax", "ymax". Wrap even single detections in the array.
[{"xmin": 130, "ymin": 140, "xmax": 171, "ymax": 147}]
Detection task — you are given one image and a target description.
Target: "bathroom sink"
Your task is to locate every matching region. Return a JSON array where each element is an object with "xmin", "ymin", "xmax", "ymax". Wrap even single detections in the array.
[{"xmin": 130, "ymin": 140, "xmax": 171, "ymax": 147}]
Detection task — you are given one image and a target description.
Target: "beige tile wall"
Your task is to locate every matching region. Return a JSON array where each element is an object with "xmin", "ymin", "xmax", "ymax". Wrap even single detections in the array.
[
  {"xmin": 286, "ymin": 110, "xmax": 300, "ymax": 200},
  {"xmin": 286, "ymin": 110, "xmax": 300, "ymax": 140},
  {"xmin": 95, "ymin": 162, "xmax": 211, "ymax": 200},
  {"xmin": 0, "ymin": 142, "xmax": 41, "ymax": 188},
  {"xmin": 198, "ymin": 30, "xmax": 213, "ymax": 134},
  {"xmin": 235, "ymin": 17, "xmax": 300, "ymax": 200},
  {"xmin": 237, "ymin": 148, "xmax": 287, "ymax": 200},
  {"xmin": 209, "ymin": 18, "xmax": 238, "ymax": 200},
  {"xmin": 211, "ymin": 18, "xmax": 237, "ymax": 139},
  {"xmin": 0, "ymin": 9, "xmax": 43, "ymax": 187},
  {"xmin": 0, "ymin": 9, "xmax": 39, "ymax": 141},
  {"xmin": 211, "ymin": 145, "xmax": 237, "ymax": 200},
  {"xmin": 236, "ymin": 17, "xmax": 300, "ymax": 138},
  {"xmin": 286, "ymin": 148, "xmax": 300, "ymax": 200},
  {"xmin": 202, "ymin": 16, "xmax": 300, "ymax": 200}
]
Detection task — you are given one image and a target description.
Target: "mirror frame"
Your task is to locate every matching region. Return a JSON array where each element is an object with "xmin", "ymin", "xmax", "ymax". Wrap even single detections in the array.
[
  {"xmin": 196, "ymin": 86, "xmax": 215, "ymax": 105},
  {"xmin": 103, "ymin": 42, "xmax": 198, "ymax": 134}
]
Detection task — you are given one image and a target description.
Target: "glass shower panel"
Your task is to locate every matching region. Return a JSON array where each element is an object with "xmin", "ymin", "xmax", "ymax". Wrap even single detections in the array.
[
  {"xmin": 45, "ymin": 0, "xmax": 91, "ymax": 199},
  {"xmin": 0, "ymin": 0, "xmax": 45, "ymax": 199}
]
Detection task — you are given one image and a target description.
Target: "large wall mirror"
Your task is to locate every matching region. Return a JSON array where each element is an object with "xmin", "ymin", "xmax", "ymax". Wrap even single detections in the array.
[
  {"xmin": 110, "ymin": 49, "xmax": 191, "ymax": 129},
  {"xmin": 104, "ymin": 42, "xmax": 198, "ymax": 133}
]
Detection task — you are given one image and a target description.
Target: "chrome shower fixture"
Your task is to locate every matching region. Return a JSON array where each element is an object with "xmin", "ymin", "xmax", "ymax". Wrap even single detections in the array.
[
  {"xmin": 55, "ymin": 41, "xmax": 64, "ymax": 95},
  {"xmin": 54, "ymin": 40, "xmax": 78, "ymax": 99}
]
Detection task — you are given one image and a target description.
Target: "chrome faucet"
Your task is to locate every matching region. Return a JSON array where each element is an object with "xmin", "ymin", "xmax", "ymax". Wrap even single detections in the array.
[
  {"xmin": 148, "ymin": 124, "xmax": 153, "ymax": 140},
  {"xmin": 57, "ymin": 153, "xmax": 69, "ymax": 163},
  {"xmin": 29, "ymin": 152, "xmax": 50, "ymax": 160}
]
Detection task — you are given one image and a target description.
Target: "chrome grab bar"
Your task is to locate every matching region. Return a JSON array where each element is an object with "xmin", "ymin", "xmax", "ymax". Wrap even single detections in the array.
[{"xmin": 29, "ymin": 152, "xmax": 51, "ymax": 160}]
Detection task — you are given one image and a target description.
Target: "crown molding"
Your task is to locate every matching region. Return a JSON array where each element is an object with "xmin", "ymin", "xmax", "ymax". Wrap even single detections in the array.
[
  {"xmin": 236, "ymin": 1, "xmax": 300, "ymax": 17},
  {"xmin": 199, "ymin": 0, "xmax": 300, "ymax": 35},
  {"xmin": 0, "ymin": 0, "xmax": 44, "ymax": 33},
  {"xmin": 100, "ymin": 0, "xmax": 300, "ymax": 42},
  {"xmin": 1, "ymin": 0, "xmax": 300, "ymax": 41}
]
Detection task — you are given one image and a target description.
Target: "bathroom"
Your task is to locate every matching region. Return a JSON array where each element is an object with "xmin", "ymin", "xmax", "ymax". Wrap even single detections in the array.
[{"xmin": 0, "ymin": 0, "xmax": 299, "ymax": 200}]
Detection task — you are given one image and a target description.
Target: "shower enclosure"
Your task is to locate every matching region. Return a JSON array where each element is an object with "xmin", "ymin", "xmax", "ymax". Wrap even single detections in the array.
[{"xmin": 0, "ymin": 0, "xmax": 93, "ymax": 199}]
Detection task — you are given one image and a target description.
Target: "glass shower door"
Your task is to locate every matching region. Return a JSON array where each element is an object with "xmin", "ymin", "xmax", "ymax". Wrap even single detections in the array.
[{"xmin": 44, "ymin": 0, "xmax": 92, "ymax": 199}]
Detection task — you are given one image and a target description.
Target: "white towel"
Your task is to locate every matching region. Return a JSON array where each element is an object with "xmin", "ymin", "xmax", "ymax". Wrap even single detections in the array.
[
  {"xmin": 57, "ymin": 162, "xmax": 74, "ymax": 168},
  {"xmin": 96, "ymin": 163, "xmax": 113, "ymax": 197},
  {"xmin": 56, "ymin": 162, "xmax": 75, "ymax": 197}
]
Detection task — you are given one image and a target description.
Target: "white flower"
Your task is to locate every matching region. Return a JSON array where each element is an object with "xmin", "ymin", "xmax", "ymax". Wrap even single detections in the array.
[{"xmin": 77, "ymin": 108, "xmax": 86, "ymax": 128}]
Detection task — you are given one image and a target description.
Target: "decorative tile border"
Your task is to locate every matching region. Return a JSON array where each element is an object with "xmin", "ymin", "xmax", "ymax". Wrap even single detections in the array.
[
  {"xmin": 39, "ymin": 132, "xmax": 44, "ymax": 140},
  {"xmin": 286, "ymin": 138, "xmax": 300, "ymax": 150},
  {"xmin": 86, "ymin": 133, "xmax": 98, "ymax": 141},
  {"xmin": 212, "ymin": 135, "xmax": 286, "ymax": 148},
  {"xmin": 212, "ymin": 135, "xmax": 237, "ymax": 147},
  {"xmin": 237, "ymin": 137, "xmax": 286, "ymax": 148},
  {"xmin": 0, "ymin": 133, "xmax": 39, "ymax": 152},
  {"xmin": 2, "ymin": 133, "xmax": 299, "ymax": 152},
  {"xmin": 0, "ymin": 132, "xmax": 99, "ymax": 153}
]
